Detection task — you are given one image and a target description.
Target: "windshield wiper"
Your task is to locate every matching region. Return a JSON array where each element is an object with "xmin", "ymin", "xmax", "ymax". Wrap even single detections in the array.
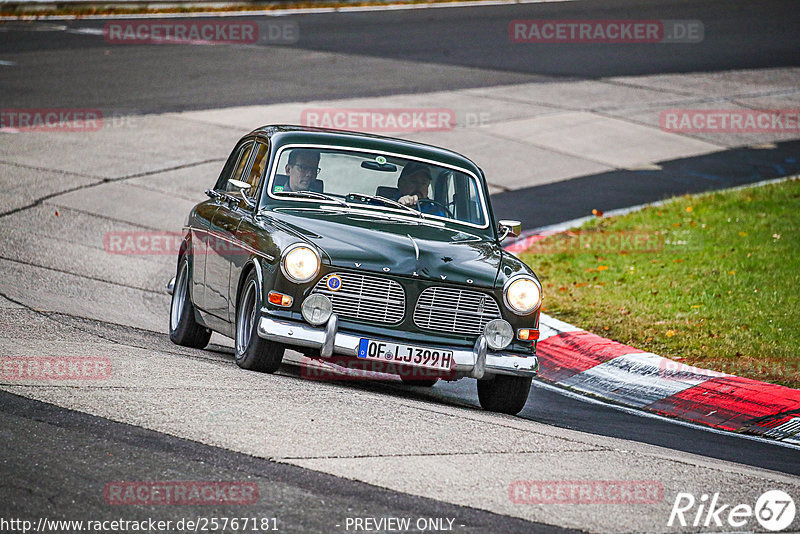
[
  {"xmin": 274, "ymin": 190, "xmax": 349, "ymax": 209},
  {"xmin": 354, "ymin": 193, "xmax": 423, "ymax": 219}
]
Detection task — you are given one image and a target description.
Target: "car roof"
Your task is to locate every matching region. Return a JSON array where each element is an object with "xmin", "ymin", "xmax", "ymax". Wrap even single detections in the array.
[{"xmin": 247, "ymin": 124, "xmax": 483, "ymax": 175}]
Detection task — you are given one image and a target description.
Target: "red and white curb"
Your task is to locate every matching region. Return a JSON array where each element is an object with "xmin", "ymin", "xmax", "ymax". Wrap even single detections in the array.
[
  {"xmin": 534, "ymin": 314, "xmax": 800, "ymax": 444},
  {"xmin": 506, "ymin": 181, "xmax": 800, "ymax": 445}
]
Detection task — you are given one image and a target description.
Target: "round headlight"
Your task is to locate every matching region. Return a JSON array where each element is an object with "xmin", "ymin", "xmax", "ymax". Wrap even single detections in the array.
[
  {"xmin": 504, "ymin": 276, "xmax": 542, "ymax": 315},
  {"xmin": 281, "ymin": 244, "xmax": 320, "ymax": 283}
]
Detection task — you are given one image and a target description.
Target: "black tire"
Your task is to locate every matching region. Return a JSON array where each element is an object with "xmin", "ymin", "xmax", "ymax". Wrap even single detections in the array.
[
  {"xmin": 235, "ymin": 270, "xmax": 284, "ymax": 373},
  {"xmin": 169, "ymin": 256, "xmax": 211, "ymax": 349},
  {"xmin": 477, "ymin": 375, "xmax": 532, "ymax": 415},
  {"xmin": 401, "ymin": 377, "xmax": 438, "ymax": 387}
]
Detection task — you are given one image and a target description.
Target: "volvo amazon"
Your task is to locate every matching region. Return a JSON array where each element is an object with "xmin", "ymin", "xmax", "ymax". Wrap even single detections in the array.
[{"xmin": 168, "ymin": 125, "xmax": 542, "ymax": 415}]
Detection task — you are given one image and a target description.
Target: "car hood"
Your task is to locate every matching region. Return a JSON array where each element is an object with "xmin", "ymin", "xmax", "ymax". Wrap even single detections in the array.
[{"xmin": 269, "ymin": 208, "xmax": 502, "ymax": 287}]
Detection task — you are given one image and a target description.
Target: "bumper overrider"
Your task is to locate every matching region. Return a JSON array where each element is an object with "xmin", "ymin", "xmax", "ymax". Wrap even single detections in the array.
[{"xmin": 256, "ymin": 313, "xmax": 539, "ymax": 379}]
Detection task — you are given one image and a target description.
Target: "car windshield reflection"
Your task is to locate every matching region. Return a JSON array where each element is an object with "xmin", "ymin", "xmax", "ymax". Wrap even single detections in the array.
[{"xmin": 268, "ymin": 146, "xmax": 488, "ymax": 228}]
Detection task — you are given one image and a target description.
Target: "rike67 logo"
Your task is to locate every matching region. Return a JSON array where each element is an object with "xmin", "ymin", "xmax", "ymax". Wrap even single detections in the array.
[{"xmin": 669, "ymin": 490, "xmax": 796, "ymax": 531}]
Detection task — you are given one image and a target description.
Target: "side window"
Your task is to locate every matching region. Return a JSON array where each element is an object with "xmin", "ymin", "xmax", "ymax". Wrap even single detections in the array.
[
  {"xmin": 435, "ymin": 170, "xmax": 456, "ymax": 214},
  {"xmin": 439, "ymin": 171, "xmax": 482, "ymax": 225},
  {"xmin": 244, "ymin": 142, "xmax": 269, "ymax": 199},
  {"xmin": 215, "ymin": 141, "xmax": 253, "ymax": 191},
  {"xmin": 226, "ymin": 142, "xmax": 254, "ymax": 192}
]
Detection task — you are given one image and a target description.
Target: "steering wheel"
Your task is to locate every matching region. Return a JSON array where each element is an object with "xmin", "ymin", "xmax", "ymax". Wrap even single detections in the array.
[{"xmin": 417, "ymin": 198, "xmax": 453, "ymax": 218}]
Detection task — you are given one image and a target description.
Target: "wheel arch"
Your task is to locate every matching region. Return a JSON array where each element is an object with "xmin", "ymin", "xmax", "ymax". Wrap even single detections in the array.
[
  {"xmin": 178, "ymin": 234, "xmax": 191, "ymax": 259},
  {"xmin": 176, "ymin": 233, "xmax": 196, "ymax": 299},
  {"xmin": 236, "ymin": 257, "xmax": 264, "ymax": 311}
]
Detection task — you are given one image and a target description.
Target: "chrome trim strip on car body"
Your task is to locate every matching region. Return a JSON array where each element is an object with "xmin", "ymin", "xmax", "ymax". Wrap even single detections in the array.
[
  {"xmin": 407, "ymin": 234, "xmax": 420, "ymax": 261},
  {"xmin": 249, "ymin": 257, "xmax": 264, "ymax": 295},
  {"xmin": 256, "ymin": 315, "xmax": 538, "ymax": 378},
  {"xmin": 265, "ymin": 143, "xmax": 491, "ymax": 230},
  {"xmin": 183, "ymin": 225, "xmax": 276, "ymax": 263}
]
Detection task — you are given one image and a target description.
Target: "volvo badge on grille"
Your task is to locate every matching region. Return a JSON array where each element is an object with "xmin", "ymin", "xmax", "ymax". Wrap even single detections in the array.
[{"xmin": 326, "ymin": 275, "xmax": 342, "ymax": 291}]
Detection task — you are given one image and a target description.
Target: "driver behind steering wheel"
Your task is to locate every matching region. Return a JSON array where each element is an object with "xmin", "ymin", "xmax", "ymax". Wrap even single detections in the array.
[{"xmin": 394, "ymin": 162, "xmax": 447, "ymax": 217}]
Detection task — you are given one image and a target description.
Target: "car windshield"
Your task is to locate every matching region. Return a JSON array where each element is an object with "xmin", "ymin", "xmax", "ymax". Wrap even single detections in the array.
[{"xmin": 267, "ymin": 146, "xmax": 488, "ymax": 228}]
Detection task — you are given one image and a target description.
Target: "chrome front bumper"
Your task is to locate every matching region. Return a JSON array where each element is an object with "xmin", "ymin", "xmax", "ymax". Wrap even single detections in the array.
[{"xmin": 256, "ymin": 313, "xmax": 538, "ymax": 379}]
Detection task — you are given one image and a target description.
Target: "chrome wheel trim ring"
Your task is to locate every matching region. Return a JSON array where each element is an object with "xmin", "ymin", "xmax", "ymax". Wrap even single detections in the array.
[{"xmin": 236, "ymin": 279, "xmax": 258, "ymax": 356}]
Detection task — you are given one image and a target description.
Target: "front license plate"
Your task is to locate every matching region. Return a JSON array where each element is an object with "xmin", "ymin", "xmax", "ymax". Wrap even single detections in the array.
[{"xmin": 357, "ymin": 339, "xmax": 453, "ymax": 370}]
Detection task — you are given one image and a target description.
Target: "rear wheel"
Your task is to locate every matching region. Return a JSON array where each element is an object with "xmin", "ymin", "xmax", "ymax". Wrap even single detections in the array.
[
  {"xmin": 169, "ymin": 256, "xmax": 211, "ymax": 349},
  {"xmin": 477, "ymin": 375, "xmax": 532, "ymax": 415},
  {"xmin": 235, "ymin": 270, "xmax": 284, "ymax": 373}
]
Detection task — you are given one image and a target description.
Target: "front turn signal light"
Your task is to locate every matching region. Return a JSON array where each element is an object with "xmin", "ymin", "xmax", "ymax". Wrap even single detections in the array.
[
  {"xmin": 268, "ymin": 291, "xmax": 293, "ymax": 307},
  {"xmin": 517, "ymin": 328, "xmax": 539, "ymax": 341}
]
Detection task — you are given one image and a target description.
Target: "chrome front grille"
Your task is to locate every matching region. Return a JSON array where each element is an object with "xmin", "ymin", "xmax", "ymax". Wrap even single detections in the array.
[
  {"xmin": 413, "ymin": 287, "xmax": 501, "ymax": 335},
  {"xmin": 312, "ymin": 272, "xmax": 405, "ymax": 324}
]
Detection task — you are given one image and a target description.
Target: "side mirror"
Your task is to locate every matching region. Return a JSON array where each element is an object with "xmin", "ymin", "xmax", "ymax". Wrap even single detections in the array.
[
  {"xmin": 228, "ymin": 179, "xmax": 255, "ymax": 208},
  {"xmin": 498, "ymin": 220, "xmax": 521, "ymax": 242}
]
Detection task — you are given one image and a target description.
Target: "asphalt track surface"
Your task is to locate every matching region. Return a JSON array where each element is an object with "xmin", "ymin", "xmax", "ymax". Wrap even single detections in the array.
[
  {"xmin": 1, "ymin": 1, "xmax": 800, "ymax": 532},
  {"xmin": 0, "ymin": 0, "xmax": 799, "ymax": 112},
  {"xmin": 494, "ymin": 139, "xmax": 800, "ymax": 229},
  {"xmin": 0, "ymin": 389, "xmax": 572, "ymax": 534}
]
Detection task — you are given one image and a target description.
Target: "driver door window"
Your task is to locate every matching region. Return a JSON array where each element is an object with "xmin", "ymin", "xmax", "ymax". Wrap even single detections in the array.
[
  {"xmin": 214, "ymin": 141, "xmax": 254, "ymax": 192},
  {"xmin": 244, "ymin": 142, "xmax": 269, "ymax": 200},
  {"xmin": 226, "ymin": 143, "xmax": 254, "ymax": 192}
]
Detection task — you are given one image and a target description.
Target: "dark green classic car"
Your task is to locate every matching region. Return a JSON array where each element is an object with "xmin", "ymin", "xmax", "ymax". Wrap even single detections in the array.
[{"xmin": 169, "ymin": 125, "xmax": 541, "ymax": 415}]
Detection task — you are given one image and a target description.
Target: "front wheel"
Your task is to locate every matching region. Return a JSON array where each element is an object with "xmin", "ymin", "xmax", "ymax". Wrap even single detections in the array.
[
  {"xmin": 477, "ymin": 375, "xmax": 532, "ymax": 415},
  {"xmin": 169, "ymin": 256, "xmax": 211, "ymax": 349},
  {"xmin": 235, "ymin": 270, "xmax": 284, "ymax": 373}
]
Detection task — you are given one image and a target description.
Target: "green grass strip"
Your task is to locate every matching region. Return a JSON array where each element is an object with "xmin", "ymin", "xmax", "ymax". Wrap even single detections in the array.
[{"xmin": 520, "ymin": 178, "xmax": 800, "ymax": 388}]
